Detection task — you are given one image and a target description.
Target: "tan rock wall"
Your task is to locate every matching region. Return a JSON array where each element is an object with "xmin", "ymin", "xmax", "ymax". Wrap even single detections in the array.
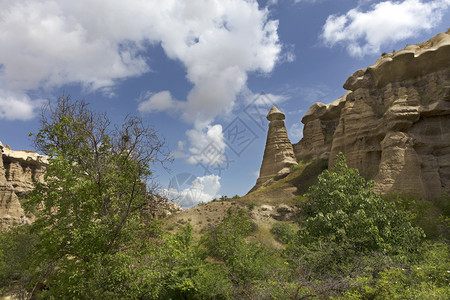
[
  {"xmin": 293, "ymin": 93, "xmax": 347, "ymax": 161},
  {"xmin": 294, "ymin": 31, "xmax": 450, "ymax": 200},
  {"xmin": 0, "ymin": 142, "xmax": 45, "ymax": 229}
]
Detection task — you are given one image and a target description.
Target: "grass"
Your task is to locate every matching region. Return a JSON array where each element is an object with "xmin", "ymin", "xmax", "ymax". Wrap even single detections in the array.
[
  {"xmin": 289, "ymin": 158, "xmax": 329, "ymax": 195},
  {"xmin": 250, "ymin": 161, "xmax": 310, "ymax": 196},
  {"xmin": 164, "ymin": 157, "xmax": 330, "ymax": 247}
]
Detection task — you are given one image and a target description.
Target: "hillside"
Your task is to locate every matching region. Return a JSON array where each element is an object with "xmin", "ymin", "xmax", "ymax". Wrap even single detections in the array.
[{"xmin": 166, "ymin": 31, "xmax": 450, "ymax": 243}]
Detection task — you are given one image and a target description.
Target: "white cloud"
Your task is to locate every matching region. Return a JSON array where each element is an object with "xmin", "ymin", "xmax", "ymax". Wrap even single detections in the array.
[
  {"xmin": 186, "ymin": 124, "xmax": 227, "ymax": 166},
  {"xmin": 0, "ymin": 90, "xmax": 44, "ymax": 121},
  {"xmin": 138, "ymin": 91, "xmax": 183, "ymax": 114},
  {"xmin": 0, "ymin": 0, "xmax": 282, "ymax": 122},
  {"xmin": 152, "ymin": 0, "xmax": 282, "ymax": 125},
  {"xmin": 165, "ymin": 174, "xmax": 221, "ymax": 209},
  {"xmin": 282, "ymin": 49, "xmax": 296, "ymax": 63},
  {"xmin": 289, "ymin": 122, "xmax": 303, "ymax": 141},
  {"xmin": 172, "ymin": 141, "xmax": 188, "ymax": 159},
  {"xmin": 321, "ymin": 0, "xmax": 450, "ymax": 56},
  {"xmin": 242, "ymin": 88, "xmax": 289, "ymax": 106}
]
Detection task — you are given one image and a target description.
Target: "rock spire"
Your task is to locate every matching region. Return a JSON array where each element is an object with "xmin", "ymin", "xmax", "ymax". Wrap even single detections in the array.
[{"xmin": 250, "ymin": 106, "xmax": 297, "ymax": 192}]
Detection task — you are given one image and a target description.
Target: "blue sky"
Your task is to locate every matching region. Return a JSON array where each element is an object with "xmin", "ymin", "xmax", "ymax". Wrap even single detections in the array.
[{"xmin": 1, "ymin": 0, "xmax": 449, "ymax": 208}]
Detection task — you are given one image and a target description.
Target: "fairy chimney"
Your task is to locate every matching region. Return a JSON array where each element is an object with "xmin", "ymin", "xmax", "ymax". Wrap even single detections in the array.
[{"xmin": 250, "ymin": 106, "xmax": 297, "ymax": 192}]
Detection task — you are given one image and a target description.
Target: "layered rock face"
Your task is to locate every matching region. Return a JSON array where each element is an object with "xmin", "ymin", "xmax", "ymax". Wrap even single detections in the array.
[
  {"xmin": 251, "ymin": 106, "xmax": 297, "ymax": 192},
  {"xmin": 0, "ymin": 142, "xmax": 47, "ymax": 229},
  {"xmin": 293, "ymin": 93, "xmax": 348, "ymax": 161},
  {"xmin": 294, "ymin": 31, "xmax": 450, "ymax": 199}
]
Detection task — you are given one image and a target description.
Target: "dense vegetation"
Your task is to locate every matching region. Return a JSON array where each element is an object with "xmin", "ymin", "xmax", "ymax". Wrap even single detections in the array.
[{"xmin": 0, "ymin": 98, "xmax": 448, "ymax": 299}]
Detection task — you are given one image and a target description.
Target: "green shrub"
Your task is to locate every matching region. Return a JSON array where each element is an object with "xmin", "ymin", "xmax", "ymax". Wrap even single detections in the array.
[
  {"xmin": 297, "ymin": 153, "xmax": 424, "ymax": 254},
  {"xmin": 270, "ymin": 223, "xmax": 296, "ymax": 244}
]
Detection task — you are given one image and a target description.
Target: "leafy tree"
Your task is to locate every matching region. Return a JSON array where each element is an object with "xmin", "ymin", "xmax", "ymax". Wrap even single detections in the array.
[
  {"xmin": 286, "ymin": 153, "xmax": 426, "ymax": 298},
  {"xmin": 22, "ymin": 95, "xmax": 168, "ymax": 298},
  {"xmin": 297, "ymin": 153, "xmax": 424, "ymax": 254}
]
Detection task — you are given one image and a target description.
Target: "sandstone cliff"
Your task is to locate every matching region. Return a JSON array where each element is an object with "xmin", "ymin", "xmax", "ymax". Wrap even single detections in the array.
[
  {"xmin": 0, "ymin": 141, "xmax": 47, "ymax": 229},
  {"xmin": 293, "ymin": 31, "xmax": 450, "ymax": 200}
]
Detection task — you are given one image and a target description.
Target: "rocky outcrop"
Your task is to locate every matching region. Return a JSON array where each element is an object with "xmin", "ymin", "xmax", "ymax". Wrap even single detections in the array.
[
  {"xmin": 293, "ymin": 93, "xmax": 348, "ymax": 161},
  {"xmin": 0, "ymin": 141, "xmax": 47, "ymax": 229},
  {"xmin": 251, "ymin": 106, "xmax": 297, "ymax": 192},
  {"xmin": 144, "ymin": 194, "xmax": 183, "ymax": 218},
  {"xmin": 294, "ymin": 31, "xmax": 450, "ymax": 200}
]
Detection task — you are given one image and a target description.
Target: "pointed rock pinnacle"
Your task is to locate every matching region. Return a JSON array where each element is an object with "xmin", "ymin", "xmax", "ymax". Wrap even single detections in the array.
[
  {"xmin": 267, "ymin": 106, "xmax": 285, "ymax": 121},
  {"xmin": 249, "ymin": 106, "xmax": 297, "ymax": 193}
]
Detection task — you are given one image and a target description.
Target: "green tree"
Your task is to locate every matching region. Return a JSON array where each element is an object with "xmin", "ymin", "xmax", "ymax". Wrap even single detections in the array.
[
  {"xmin": 297, "ymin": 153, "xmax": 424, "ymax": 254},
  {"xmin": 23, "ymin": 95, "xmax": 168, "ymax": 298},
  {"xmin": 286, "ymin": 153, "xmax": 426, "ymax": 298}
]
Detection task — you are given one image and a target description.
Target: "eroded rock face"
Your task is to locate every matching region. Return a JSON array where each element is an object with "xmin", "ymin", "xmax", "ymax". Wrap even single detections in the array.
[
  {"xmin": 294, "ymin": 31, "xmax": 450, "ymax": 199},
  {"xmin": 251, "ymin": 106, "xmax": 297, "ymax": 192},
  {"xmin": 0, "ymin": 142, "xmax": 47, "ymax": 229},
  {"xmin": 293, "ymin": 93, "xmax": 348, "ymax": 161}
]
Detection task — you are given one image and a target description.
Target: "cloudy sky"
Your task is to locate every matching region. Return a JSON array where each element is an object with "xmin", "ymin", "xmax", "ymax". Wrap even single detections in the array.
[{"xmin": 1, "ymin": 0, "xmax": 449, "ymax": 208}]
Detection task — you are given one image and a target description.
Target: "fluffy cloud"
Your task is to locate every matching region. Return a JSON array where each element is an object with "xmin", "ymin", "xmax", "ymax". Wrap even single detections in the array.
[
  {"xmin": 186, "ymin": 124, "xmax": 227, "ymax": 166},
  {"xmin": 138, "ymin": 91, "xmax": 183, "ymax": 114},
  {"xmin": 0, "ymin": 0, "xmax": 281, "ymax": 122},
  {"xmin": 289, "ymin": 122, "xmax": 303, "ymax": 141},
  {"xmin": 321, "ymin": 0, "xmax": 450, "ymax": 56},
  {"xmin": 165, "ymin": 174, "xmax": 221, "ymax": 209},
  {"xmin": 0, "ymin": 90, "xmax": 44, "ymax": 121},
  {"xmin": 146, "ymin": 0, "xmax": 281, "ymax": 125}
]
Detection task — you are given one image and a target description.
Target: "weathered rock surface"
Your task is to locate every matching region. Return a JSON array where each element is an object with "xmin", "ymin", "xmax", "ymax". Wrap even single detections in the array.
[
  {"xmin": 144, "ymin": 195, "xmax": 183, "ymax": 218},
  {"xmin": 0, "ymin": 141, "xmax": 47, "ymax": 229},
  {"xmin": 250, "ymin": 106, "xmax": 297, "ymax": 192},
  {"xmin": 293, "ymin": 93, "xmax": 348, "ymax": 161},
  {"xmin": 294, "ymin": 31, "xmax": 450, "ymax": 200}
]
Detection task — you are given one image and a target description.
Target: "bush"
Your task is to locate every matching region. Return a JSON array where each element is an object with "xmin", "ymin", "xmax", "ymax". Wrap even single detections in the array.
[
  {"xmin": 384, "ymin": 192, "xmax": 450, "ymax": 240},
  {"xmin": 270, "ymin": 223, "xmax": 296, "ymax": 244},
  {"xmin": 297, "ymin": 153, "xmax": 424, "ymax": 254},
  {"xmin": 345, "ymin": 241, "xmax": 450, "ymax": 299},
  {"xmin": 285, "ymin": 153, "xmax": 427, "ymax": 297}
]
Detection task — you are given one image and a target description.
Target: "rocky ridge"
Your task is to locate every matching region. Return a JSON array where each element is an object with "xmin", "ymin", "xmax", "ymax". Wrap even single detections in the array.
[
  {"xmin": 292, "ymin": 31, "xmax": 450, "ymax": 200},
  {"xmin": 0, "ymin": 141, "xmax": 46, "ymax": 229}
]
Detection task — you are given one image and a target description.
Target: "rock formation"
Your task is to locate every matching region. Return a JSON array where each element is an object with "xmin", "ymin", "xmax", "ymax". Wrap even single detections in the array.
[
  {"xmin": 0, "ymin": 141, "xmax": 47, "ymax": 229},
  {"xmin": 293, "ymin": 92, "xmax": 349, "ymax": 162},
  {"xmin": 293, "ymin": 30, "xmax": 450, "ymax": 200},
  {"xmin": 251, "ymin": 106, "xmax": 297, "ymax": 192}
]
